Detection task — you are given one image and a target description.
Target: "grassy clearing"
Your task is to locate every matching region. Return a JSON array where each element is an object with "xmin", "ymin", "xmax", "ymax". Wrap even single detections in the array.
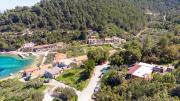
[
  {"xmin": 57, "ymin": 47, "xmax": 85, "ymax": 58},
  {"xmin": 82, "ymin": 45, "xmax": 113, "ymax": 52},
  {"xmin": 57, "ymin": 44, "xmax": 113, "ymax": 58},
  {"xmin": 66, "ymin": 48, "xmax": 85, "ymax": 58},
  {"xmin": 56, "ymin": 68, "xmax": 89, "ymax": 90},
  {"xmin": 101, "ymin": 44, "xmax": 113, "ymax": 51}
]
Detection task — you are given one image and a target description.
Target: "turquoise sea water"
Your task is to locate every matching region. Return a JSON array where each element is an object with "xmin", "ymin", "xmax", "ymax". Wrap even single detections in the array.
[{"xmin": 0, "ymin": 55, "xmax": 33, "ymax": 79}]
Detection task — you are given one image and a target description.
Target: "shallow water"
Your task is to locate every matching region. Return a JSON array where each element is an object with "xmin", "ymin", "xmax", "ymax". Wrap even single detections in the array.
[{"xmin": 0, "ymin": 55, "xmax": 33, "ymax": 79}]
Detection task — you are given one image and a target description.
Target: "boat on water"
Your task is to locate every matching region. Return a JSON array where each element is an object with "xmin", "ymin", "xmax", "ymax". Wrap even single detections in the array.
[
  {"xmin": 18, "ymin": 54, "xmax": 25, "ymax": 58},
  {"xmin": 9, "ymin": 73, "xmax": 13, "ymax": 76}
]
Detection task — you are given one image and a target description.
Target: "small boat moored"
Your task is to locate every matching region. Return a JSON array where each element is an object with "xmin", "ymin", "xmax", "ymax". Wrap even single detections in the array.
[{"xmin": 9, "ymin": 73, "xmax": 13, "ymax": 76}]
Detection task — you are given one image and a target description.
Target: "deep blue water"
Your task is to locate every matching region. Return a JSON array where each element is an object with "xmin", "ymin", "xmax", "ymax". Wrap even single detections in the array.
[{"xmin": 0, "ymin": 55, "xmax": 33, "ymax": 79}]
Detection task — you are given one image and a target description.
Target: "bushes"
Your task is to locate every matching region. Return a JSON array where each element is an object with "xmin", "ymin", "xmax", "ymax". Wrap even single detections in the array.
[
  {"xmin": 110, "ymin": 35, "xmax": 179, "ymax": 66},
  {"xmin": 110, "ymin": 52, "xmax": 124, "ymax": 66},
  {"xmin": 96, "ymin": 67, "xmax": 180, "ymax": 101},
  {"xmin": 0, "ymin": 79, "xmax": 45, "ymax": 101},
  {"xmin": 110, "ymin": 40, "xmax": 143, "ymax": 65},
  {"xmin": 53, "ymin": 87, "xmax": 77, "ymax": 101},
  {"xmin": 171, "ymin": 86, "xmax": 180, "ymax": 98},
  {"xmin": 174, "ymin": 61, "xmax": 180, "ymax": 69},
  {"xmin": 32, "ymin": 91, "xmax": 44, "ymax": 101},
  {"xmin": 103, "ymin": 71, "xmax": 122, "ymax": 87},
  {"xmin": 87, "ymin": 49, "xmax": 108, "ymax": 64},
  {"xmin": 25, "ymin": 79, "xmax": 43, "ymax": 89},
  {"xmin": 142, "ymin": 35, "xmax": 179, "ymax": 64},
  {"xmin": 173, "ymin": 67, "xmax": 180, "ymax": 84},
  {"xmin": 82, "ymin": 60, "xmax": 95, "ymax": 79}
]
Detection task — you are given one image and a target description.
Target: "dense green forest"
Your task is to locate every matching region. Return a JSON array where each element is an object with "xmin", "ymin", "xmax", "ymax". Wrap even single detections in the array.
[
  {"xmin": 134, "ymin": 0, "xmax": 180, "ymax": 24},
  {"xmin": 134, "ymin": 0, "xmax": 180, "ymax": 14},
  {"xmin": 0, "ymin": 0, "xmax": 179, "ymax": 32},
  {"xmin": 0, "ymin": 0, "xmax": 146, "ymax": 32},
  {"xmin": 0, "ymin": 0, "xmax": 179, "ymax": 51}
]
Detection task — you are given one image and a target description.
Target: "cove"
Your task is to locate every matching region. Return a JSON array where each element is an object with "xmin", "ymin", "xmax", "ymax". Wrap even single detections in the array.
[{"xmin": 0, "ymin": 55, "xmax": 33, "ymax": 79}]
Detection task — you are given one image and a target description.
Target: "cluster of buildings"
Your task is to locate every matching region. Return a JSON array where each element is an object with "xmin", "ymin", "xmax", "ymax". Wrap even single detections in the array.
[
  {"xmin": 87, "ymin": 35, "xmax": 126, "ymax": 45},
  {"xmin": 127, "ymin": 62, "xmax": 174, "ymax": 80},
  {"xmin": 22, "ymin": 52, "xmax": 88, "ymax": 81},
  {"xmin": 43, "ymin": 54, "xmax": 87, "ymax": 79},
  {"xmin": 86, "ymin": 29, "xmax": 126, "ymax": 45},
  {"xmin": 21, "ymin": 42, "xmax": 64, "ymax": 52}
]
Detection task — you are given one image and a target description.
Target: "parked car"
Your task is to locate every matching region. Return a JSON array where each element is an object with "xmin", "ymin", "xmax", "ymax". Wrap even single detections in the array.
[
  {"xmin": 98, "ymin": 73, "xmax": 103, "ymax": 78},
  {"xmin": 92, "ymin": 84, "xmax": 101, "ymax": 99},
  {"xmin": 92, "ymin": 93, "xmax": 96, "ymax": 99}
]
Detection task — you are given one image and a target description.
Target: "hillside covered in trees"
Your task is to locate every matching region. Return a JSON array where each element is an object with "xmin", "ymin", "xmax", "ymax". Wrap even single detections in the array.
[
  {"xmin": 134, "ymin": 0, "xmax": 180, "ymax": 14},
  {"xmin": 0, "ymin": 0, "xmax": 146, "ymax": 32},
  {"xmin": 0, "ymin": 0, "xmax": 179, "ymax": 51},
  {"xmin": 134, "ymin": 0, "xmax": 180, "ymax": 23},
  {"xmin": 0, "ymin": 0, "xmax": 180, "ymax": 32}
]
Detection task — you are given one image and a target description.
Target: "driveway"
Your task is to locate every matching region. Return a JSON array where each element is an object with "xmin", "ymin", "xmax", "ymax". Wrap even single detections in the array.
[{"xmin": 78, "ymin": 63, "xmax": 110, "ymax": 101}]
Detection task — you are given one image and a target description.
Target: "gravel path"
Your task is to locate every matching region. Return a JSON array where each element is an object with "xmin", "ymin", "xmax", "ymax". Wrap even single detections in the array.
[
  {"xmin": 41, "ymin": 51, "xmax": 49, "ymax": 66},
  {"xmin": 78, "ymin": 63, "xmax": 110, "ymax": 101}
]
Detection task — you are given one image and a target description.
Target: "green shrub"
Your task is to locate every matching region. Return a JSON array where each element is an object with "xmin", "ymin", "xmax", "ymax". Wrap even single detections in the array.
[
  {"xmin": 25, "ymin": 79, "xmax": 43, "ymax": 89},
  {"xmin": 53, "ymin": 88, "xmax": 77, "ymax": 101}
]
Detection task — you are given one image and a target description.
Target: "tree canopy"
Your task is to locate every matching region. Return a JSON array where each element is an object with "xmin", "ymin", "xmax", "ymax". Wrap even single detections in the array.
[{"xmin": 0, "ymin": 0, "xmax": 147, "ymax": 32}]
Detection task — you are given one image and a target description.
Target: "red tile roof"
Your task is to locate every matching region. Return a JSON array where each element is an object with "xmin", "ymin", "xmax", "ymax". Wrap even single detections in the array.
[{"xmin": 128, "ymin": 64, "xmax": 141, "ymax": 74}]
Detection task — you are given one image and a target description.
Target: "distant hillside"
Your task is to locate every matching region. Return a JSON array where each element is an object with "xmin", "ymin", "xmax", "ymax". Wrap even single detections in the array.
[
  {"xmin": 0, "ymin": 0, "xmax": 146, "ymax": 32},
  {"xmin": 134, "ymin": 0, "xmax": 180, "ymax": 23},
  {"xmin": 134, "ymin": 0, "xmax": 180, "ymax": 14},
  {"xmin": 1, "ymin": 0, "xmax": 180, "ymax": 33}
]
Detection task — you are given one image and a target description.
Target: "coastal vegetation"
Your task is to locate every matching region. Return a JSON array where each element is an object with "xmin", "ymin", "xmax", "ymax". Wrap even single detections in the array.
[
  {"xmin": 53, "ymin": 87, "xmax": 77, "ymax": 101},
  {"xmin": 0, "ymin": 79, "xmax": 45, "ymax": 101}
]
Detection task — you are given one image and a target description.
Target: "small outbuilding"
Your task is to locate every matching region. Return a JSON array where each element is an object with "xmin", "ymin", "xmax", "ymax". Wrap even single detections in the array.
[{"xmin": 44, "ymin": 67, "xmax": 62, "ymax": 79}]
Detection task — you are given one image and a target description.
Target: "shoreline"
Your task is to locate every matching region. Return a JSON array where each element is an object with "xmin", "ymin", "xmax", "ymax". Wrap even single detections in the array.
[{"xmin": 0, "ymin": 52, "xmax": 37, "ymax": 81}]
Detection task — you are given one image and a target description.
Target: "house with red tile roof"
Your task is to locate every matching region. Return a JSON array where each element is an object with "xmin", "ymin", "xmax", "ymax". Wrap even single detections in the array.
[
  {"xmin": 127, "ymin": 62, "xmax": 175, "ymax": 80},
  {"xmin": 127, "ymin": 62, "xmax": 154, "ymax": 80}
]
